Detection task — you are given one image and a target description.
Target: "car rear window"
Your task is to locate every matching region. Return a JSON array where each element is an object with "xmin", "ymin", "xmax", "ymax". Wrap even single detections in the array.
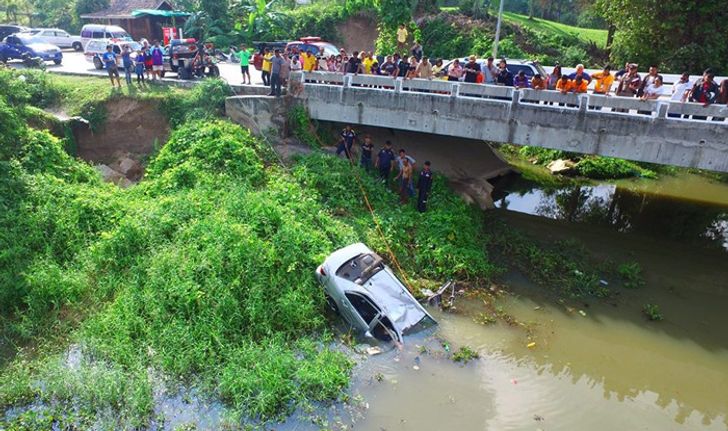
[
  {"xmin": 508, "ymin": 64, "xmax": 534, "ymax": 77},
  {"xmin": 336, "ymin": 253, "xmax": 384, "ymax": 284}
]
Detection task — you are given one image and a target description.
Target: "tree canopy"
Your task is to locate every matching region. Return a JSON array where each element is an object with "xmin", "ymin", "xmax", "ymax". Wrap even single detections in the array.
[{"xmin": 597, "ymin": 0, "xmax": 728, "ymax": 74}]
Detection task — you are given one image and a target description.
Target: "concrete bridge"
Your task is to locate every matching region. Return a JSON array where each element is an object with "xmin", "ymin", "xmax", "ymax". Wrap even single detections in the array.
[{"xmin": 270, "ymin": 71, "xmax": 728, "ymax": 173}]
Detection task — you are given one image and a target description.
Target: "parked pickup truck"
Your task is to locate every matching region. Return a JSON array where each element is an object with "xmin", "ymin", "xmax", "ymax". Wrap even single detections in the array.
[{"xmin": 0, "ymin": 34, "xmax": 62, "ymax": 64}]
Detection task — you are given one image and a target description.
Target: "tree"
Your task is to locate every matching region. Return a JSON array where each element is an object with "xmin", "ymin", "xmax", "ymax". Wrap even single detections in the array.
[
  {"xmin": 596, "ymin": 0, "xmax": 728, "ymax": 74},
  {"xmin": 74, "ymin": 0, "xmax": 108, "ymax": 17},
  {"xmin": 231, "ymin": 0, "xmax": 286, "ymax": 42}
]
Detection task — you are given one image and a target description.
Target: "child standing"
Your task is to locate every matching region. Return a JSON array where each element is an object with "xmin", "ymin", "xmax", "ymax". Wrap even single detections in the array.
[{"xmin": 135, "ymin": 49, "xmax": 146, "ymax": 84}]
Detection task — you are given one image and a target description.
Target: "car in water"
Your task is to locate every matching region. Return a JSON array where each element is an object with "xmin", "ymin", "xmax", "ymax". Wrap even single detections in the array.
[
  {"xmin": 22, "ymin": 28, "xmax": 84, "ymax": 51},
  {"xmin": 84, "ymin": 39, "xmax": 141, "ymax": 69},
  {"xmin": 0, "ymin": 33, "xmax": 62, "ymax": 64},
  {"xmin": 316, "ymin": 243, "xmax": 436, "ymax": 343}
]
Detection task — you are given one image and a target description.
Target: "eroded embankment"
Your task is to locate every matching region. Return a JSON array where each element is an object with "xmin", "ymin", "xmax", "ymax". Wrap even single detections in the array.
[{"xmin": 72, "ymin": 98, "xmax": 170, "ymax": 185}]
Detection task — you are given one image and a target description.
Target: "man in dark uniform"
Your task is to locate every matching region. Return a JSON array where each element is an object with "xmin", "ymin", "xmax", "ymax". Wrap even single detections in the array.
[
  {"xmin": 360, "ymin": 135, "xmax": 374, "ymax": 172},
  {"xmin": 417, "ymin": 161, "xmax": 433, "ymax": 212},
  {"xmin": 374, "ymin": 140, "xmax": 396, "ymax": 184},
  {"xmin": 336, "ymin": 125, "xmax": 357, "ymax": 160}
]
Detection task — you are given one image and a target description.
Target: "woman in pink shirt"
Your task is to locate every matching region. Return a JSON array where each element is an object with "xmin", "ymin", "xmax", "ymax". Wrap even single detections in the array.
[{"xmin": 447, "ymin": 59, "xmax": 463, "ymax": 82}]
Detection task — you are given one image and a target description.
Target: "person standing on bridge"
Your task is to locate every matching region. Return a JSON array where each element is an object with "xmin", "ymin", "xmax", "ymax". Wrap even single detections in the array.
[
  {"xmin": 463, "ymin": 55, "xmax": 480, "ymax": 83},
  {"xmin": 268, "ymin": 49, "xmax": 285, "ymax": 97},
  {"xmin": 447, "ymin": 59, "xmax": 463, "ymax": 82},
  {"xmin": 261, "ymin": 49, "xmax": 273, "ymax": 86},
  {"xmin": 483, "ymin": 57, "xmax": 498, "ymax": 85},
  {"xmin": 150, "ymin": 41, "xmax": 164, "ymax": 81},
  {"xmin": 496, "ymin": 59, "xmax": 514, "ymax": 87},
  {"xmin": 416, "ymin": 57, "xmax": 433, "ymax": 79},
  {"xmin": 375, "ymin": 140, "xmax": 396, "ymax": 184},
  {"xmin": 689, "ymin": 69, "xmax": 719, "ymax": 120},
  {"xmin": 417, "ymin": 161, "xmax": 433, "ymax": 213}
]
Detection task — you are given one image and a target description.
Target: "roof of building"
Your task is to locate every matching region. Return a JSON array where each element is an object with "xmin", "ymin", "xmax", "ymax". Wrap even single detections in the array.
[{"xmin": 80, "ymin": 0, "xmax": 175, "ymax": 19}]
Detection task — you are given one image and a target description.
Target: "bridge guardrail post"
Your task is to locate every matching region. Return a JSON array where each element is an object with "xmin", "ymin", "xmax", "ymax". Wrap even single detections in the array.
[
  {"xmin": 511, "ymin": 89, "xmax": 521, "ymax": 108},
  {"xmin": 343, "ymin": 74, "xmax": 352, "ymax": 88},
  {"xmin": 656, "ymin": 102, "xmax": 668, "ymax": 118},
  {"xmin": 394, "ymin": 79, "xmax": 403, "ymax": 94},
  {"xmin": 451, "ymin": 82, "xmax": 460, "ymax": 99},
  {"xmin": 578, "ymin": 94, "xmax": 589, "ymax": 113}
]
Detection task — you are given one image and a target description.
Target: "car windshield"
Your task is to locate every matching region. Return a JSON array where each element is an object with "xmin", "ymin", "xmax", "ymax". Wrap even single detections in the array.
[
  {"xmin": 319, "ymin": 43, "xmax": 339, "ymax": 57},
  {"xmin": 110, "ymin": 31, "xmax": 130, "ymax": 39},
  {"xmin": 336, "ymin": 253, "xmax": 385, "ymax": 285},
  {"xmin": 16, "ymin": 35, "xmax": 34, "ymax": 44},
  {"xmin": 122, "ymin": 42, "xmax": 142, "ymax": 51}
]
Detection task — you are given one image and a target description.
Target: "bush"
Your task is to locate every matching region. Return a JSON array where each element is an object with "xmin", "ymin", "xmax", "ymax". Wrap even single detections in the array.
[
  {"xmin": 287, "ymin": 105, "xmax": 320, "ymax": 148},
  {"xmin": 160, "ymin": 78, "xmax": 232, "ymax": 126},
  {"xmin": 574, "ymin": 157, "xmax": 656, "ymax": 179}
]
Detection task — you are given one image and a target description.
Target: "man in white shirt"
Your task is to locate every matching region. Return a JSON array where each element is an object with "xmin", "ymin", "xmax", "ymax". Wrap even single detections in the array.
[{"xmin": 668, "ymin": 72, "xmax": 691, "ymax": 118}]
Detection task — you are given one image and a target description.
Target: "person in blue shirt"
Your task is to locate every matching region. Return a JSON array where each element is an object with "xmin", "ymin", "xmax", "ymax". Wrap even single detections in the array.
[
  {"xmin": 375, "ymin": 140, "xmax": 396, "ymax": 184},
  {"xmin": 135, "ymin": 49, "xmax": 146, "ymax": 84},
  {"xmin": 121, "ymin": 45, "xmax": 133, "ymax": 85},
  {"xmin": 102, "ymin": 45, "xmax": 121, "ymax": 88}
]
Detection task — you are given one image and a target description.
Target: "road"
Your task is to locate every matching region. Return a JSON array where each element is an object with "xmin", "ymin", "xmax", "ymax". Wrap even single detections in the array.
[{"xmin": 7, "ymin": 50, "xmax": 265, "ymax": 86}]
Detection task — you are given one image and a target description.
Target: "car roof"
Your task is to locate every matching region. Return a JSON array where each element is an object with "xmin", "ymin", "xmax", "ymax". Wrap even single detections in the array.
[{"xmin": 324, "ymin": 243, "xmax": 434, "ymax": 333}]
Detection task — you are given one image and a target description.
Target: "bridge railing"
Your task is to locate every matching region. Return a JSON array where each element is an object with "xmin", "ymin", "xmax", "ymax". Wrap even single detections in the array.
[{"xmin": 295, "ymin": 72, "xmax": 728, "ymax": 123}]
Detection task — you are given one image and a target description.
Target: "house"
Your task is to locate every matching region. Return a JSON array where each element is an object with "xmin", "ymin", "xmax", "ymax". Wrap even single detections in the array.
[{"xmin": 80, "ymin": 0, "xmax": 188, "ymax": 41}]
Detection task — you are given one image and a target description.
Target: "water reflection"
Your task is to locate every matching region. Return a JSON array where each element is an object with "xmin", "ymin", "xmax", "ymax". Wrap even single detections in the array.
[{"xmin": 492, "ymin": 177, "xmax": 728, "ymax": 252}]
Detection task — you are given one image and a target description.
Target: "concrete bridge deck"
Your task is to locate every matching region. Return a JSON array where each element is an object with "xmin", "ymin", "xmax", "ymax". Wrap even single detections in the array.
[{"xmin": 284, "ymin": 71, "xmax": 728, "ymax": 173}]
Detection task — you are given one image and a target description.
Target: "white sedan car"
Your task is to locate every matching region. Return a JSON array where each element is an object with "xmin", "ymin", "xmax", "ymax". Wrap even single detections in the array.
[
  {"xmin": 23, "ymin": 28, "xmax": 83, "ymax": 51},
  {"xmin": 316, "ymin": 243, "xmax": 436, "ymax": 343}
]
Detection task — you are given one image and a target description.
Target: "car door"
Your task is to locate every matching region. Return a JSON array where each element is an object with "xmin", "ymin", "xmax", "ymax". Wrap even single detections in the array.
[
  {"xmin": 343, "ymin": 292, "xmax": 381, "ymax": 332},
  {"xmin": 6, "ymin": 36, "xmax": 22, "ymax": 58},
  {"xmin": 54, "ymin": 30, "xmax": 71, "ymax": 48}
]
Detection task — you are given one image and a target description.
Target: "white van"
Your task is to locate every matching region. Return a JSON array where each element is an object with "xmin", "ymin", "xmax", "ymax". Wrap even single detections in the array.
[{"xmin": 80, "ymin": 24, "xmax": 131, "ymax": 47}]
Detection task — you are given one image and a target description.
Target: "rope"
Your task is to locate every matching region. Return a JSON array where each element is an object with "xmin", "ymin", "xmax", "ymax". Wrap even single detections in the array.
[{"xmin": 340, "ymin": 138, "xmax": 416, "ymax": 295}]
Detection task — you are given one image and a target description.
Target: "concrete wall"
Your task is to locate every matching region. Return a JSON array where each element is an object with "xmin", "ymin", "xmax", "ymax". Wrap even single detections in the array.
[
  {"xmin": 292, "ymin": 73, "xmax": 728, "ymax": 173},
  {"xmin": 225, "ymin": 96, "xmax": 288, "ymax": 137}
]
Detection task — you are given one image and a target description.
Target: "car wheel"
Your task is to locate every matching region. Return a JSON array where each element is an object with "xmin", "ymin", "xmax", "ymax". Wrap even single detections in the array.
[
  {"xmin": 73, "ymin": 42, "xmax": 82, "ymax": 51},
  {"xmin": 93, "ymin": 57, "xmax": 102, "ymax": 70},
  {"xmin": 53, "ymin": 59, "xmax": 61, "ymax": 65}
]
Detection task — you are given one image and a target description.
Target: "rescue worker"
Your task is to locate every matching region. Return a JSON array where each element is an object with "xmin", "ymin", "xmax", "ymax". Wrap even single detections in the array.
[
  {"xmin": 336, "ymin": 125, "xmax": 357, "ymax": 160},
  {"xmin": 375, "ymin": 140, "xmax": 396, "ymax": 184},
  {"xmin": 417, "ymin": 161, "xmax": 433, "ymax": 212}
]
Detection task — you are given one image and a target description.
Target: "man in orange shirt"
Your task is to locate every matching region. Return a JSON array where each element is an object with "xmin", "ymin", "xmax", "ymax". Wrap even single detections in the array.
[
  {"xmin": 592, "ymin": 65, "xmax": 614, "ymax": 95},
  {"xmin": 568, "ymin": 75, "xmax": 588, "ymax": 93}
]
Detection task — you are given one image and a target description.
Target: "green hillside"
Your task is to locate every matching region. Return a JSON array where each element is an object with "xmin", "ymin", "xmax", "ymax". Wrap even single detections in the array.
[{"xmin": 502, "ymin": 12, "xmax": 608, "ymax": 47}]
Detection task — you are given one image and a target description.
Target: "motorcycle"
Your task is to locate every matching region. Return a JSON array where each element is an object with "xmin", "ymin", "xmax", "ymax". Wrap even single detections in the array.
[{"xmin": 21, "ymin": 53, "xmax": 45, "ymax": 70}]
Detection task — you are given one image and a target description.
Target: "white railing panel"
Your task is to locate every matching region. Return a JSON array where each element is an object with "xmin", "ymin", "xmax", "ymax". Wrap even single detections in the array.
[
  {"xmin": 349, "ymin": 74, "xmax": 396, "ymax": 87},
  {"xmin": 519, "ymin": 89, "xmax": 580, "ymax": 106},
  {"xmin": 401, "ymin": 78, "xmax": 455, "ymax": 94},
  {"xmin": 458, "ymin": 83, "xmax": 513, "ymax": 99},
  {"xmin": 666, "ymin": 101, "xmax": 728, "ymax": 118},
  {"xmin": 302, "ymin": 71, "xmax": 344, "ymax": 85}
]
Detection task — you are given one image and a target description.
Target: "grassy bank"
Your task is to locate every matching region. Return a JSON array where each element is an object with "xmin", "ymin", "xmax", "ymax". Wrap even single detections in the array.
[
  {"xmin": 502, "ymin": 12, "xmax": 608, "ymax": 48},
  {"xmin": 0, "ymin": 70, "xmax": 498, "ymax": 428}
]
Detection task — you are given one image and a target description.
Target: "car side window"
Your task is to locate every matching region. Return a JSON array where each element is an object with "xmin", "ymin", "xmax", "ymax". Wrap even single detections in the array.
[
  {"xmin": 345, "ymin": 292, "xmax": 379, "ymax": 324},
  {"xmin": 92, "ymin": 31, "xmax": 103, "ymax": 39},
  {"xmin": 372, "ymin": 315, "xmax": 397, "ymax": 342},
  {"xmin": 81, "ymin": 30, "xmax": 91, "ymax": 38}
]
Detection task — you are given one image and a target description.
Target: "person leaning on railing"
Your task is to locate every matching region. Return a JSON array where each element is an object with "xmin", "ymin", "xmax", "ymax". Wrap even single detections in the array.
[{"xmin": 590, "ymin": 65, "xmax": 614, "ymax": 110}]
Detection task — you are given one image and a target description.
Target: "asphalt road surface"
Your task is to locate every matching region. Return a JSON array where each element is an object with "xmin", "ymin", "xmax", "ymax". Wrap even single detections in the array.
[{"xmin": 7, "ymin": 50, "xmax": 265, "ymax": 86}]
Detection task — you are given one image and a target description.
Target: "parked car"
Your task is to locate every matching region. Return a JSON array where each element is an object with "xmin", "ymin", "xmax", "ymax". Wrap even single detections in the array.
[
  {"xmin": 163, "ymin": 38, "xmax": 199, "ymax": 76},
  {"xmin": 286, "ymin": 36, "xmax": 339, "ymax": 58},
  {"xmin": 0, "ymin": 34, "xmax": 62, "ymax": 64},
  {"xmin": 80, "ymin": 24, "xmax": 131, "ymax": 48},
  {"xmin": 316, "ymin": 243, "xmax": 436, "ymax": 344},
  {"xmin": 442, "ymin": 58, "xmax": 548, "ymax": 81},
  {"xmin": 84, "ymin": 39, "xmax": 141, "ymax": 69},
  {"xmin": 0, "ymin": 24, "xmax": 28, "ymax": 40},
  {"xmin": 24, "ymin": 28, "xmax": 84, "ymax": 51}
]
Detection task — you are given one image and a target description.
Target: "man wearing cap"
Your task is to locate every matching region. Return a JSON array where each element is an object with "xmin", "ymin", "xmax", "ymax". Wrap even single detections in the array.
[
  {"xmin": 616, "ymin": 63, "xmax": 641, "ymax": 98},
  {"xmin": 417, "ymin": 161, "xmax": 433, "ymax": 213},
  {"xmin": 463, "ymin": 55, "xmax": 481, "ymax": 83}
]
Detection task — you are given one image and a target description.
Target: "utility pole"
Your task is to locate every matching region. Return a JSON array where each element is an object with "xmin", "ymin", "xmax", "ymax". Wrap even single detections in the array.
[{"xmin": 493, "ymin": 0, "xmax": 505, "ymax": 59}]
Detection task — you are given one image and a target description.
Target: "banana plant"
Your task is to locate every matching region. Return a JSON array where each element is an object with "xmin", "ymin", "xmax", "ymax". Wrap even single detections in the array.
[{"xmin": 232, "ymin": 0, "xmax": 286, "ymax": 42}]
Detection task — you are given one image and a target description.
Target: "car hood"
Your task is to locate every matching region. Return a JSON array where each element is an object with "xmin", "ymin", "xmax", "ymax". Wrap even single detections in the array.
[
  {"xmin": 27, "ymin": 42, "xmax": 60, "ymax": 52},
  {"xmin": 362, "ymin": 270, "xmax": 431, "ymax": 333}
]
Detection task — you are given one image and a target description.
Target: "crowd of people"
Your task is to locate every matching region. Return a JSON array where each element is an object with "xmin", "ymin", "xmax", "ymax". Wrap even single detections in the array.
[
  {"xmin": 335, "ymin": 125, "xmax": 433, "ymax": 212},
  {"xmin": 247, "ymin": 29, "xmax": 728, "ymax": 109}
]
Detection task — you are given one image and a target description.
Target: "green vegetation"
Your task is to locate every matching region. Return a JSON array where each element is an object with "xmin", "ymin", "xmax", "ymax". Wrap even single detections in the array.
[
  {"xmin": 642, "ymin": 303, "xmax": 663, "ymax": 321},
  {"xmin": 618, "ymin": 262, "xmax": 645, "ymax": 289},
  {"xmin": 502, "ymin": 11, "xmax": 608, "ymax": 47},
  {"xmin": 287, "ymin": 105, "xmax": 321, "ymax": 148},
  {"xmin": 452, "ymin": 345, "xmax": 480, "ymax": 363},
  {"xmin": 0, "ymin": 71, "xmax": 500, "ymax": 427},
  {"xmin": 503, "ymin": 145, "xmax": 657, "ymax": 180},
  {"xmin": 488, "ymin": 221, "xmax": 613, "ymax": 298}
]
